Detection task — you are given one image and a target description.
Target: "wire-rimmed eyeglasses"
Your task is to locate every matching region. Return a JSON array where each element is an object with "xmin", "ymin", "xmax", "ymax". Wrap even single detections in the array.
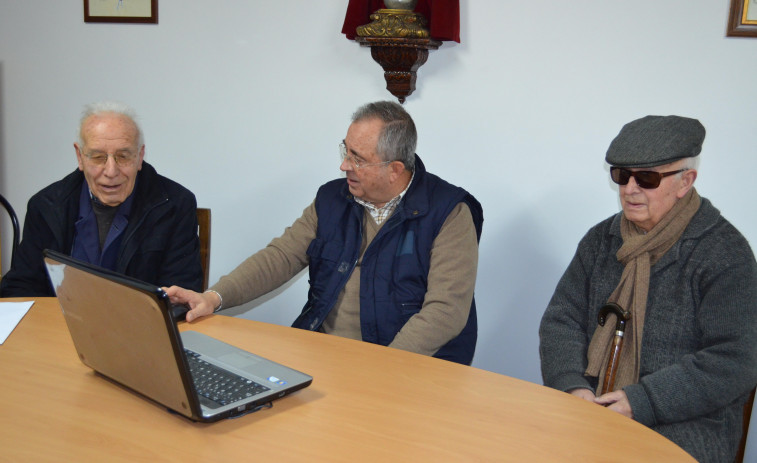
[
  {"xmin": 339, "ymin": 142, "xmax": 391, "ymax": 169},
  {"xmin": 83, "ymin": 151, "xmax": 137, "ymax": 167}
]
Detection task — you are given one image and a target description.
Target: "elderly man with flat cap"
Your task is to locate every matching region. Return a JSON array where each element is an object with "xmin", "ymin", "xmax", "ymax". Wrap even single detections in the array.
[{"xmin": 539, "ymin": 115, "xmax": 757, "ymax": 462}]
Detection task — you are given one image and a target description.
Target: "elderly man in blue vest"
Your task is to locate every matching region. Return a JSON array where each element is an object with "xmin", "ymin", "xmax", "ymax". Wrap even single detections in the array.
[
  {"xmin": 166, "ymin": 101, "xmax": 483, "ymax": 365},
  {"xmin": 539, "ymin": 115, "xmax": 757, "ymax": 462}
]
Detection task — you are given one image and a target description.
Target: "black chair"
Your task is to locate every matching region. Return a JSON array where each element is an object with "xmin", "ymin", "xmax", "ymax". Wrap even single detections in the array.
[{"xmin": 0, "ymin": 193, "xmax": 20, "ymax": 273}]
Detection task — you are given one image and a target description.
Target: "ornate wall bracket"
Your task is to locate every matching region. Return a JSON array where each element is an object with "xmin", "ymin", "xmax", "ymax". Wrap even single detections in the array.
[
  {"xmin": 357, "ymin": 8, "xmax": 430, "ymax": 39},
  {"xmin": 355, "ymin": 9, "xmax": 441, "ymax": 103},
  {"xmin": 355, "ymin": 36, "xmax": 441, "ymax": 103}
]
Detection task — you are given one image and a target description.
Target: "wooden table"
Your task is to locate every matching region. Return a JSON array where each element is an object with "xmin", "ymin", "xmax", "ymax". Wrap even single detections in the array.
[{"xmin": 0, "ymin": 298, "xmax": 695, "ymax": 462}]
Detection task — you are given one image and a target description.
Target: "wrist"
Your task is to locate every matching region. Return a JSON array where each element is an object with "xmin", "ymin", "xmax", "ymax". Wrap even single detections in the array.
[{"xmin": 204, "ymin": 290, "xmax": 223, "ymax": 312}]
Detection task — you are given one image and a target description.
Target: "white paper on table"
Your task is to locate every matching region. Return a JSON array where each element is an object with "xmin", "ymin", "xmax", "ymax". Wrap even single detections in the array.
[{"xmin": 0, "ymin": 301, "xmax": 34, "ymax": 344}]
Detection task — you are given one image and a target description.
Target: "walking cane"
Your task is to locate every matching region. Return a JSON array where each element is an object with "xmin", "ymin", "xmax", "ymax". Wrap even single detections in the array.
[{"xmin": 597, "ymin": 303, "xmax": 631, "ymax": 393}]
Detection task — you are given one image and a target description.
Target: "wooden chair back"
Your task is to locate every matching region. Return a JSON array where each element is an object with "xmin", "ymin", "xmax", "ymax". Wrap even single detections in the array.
[{"xmin": 196, "ymin": 208, "xmax": 211, "ymax": 291}]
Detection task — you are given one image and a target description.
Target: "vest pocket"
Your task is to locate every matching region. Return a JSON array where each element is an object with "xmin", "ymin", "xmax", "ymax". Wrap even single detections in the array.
[
  {"xmin": 395, "ymin": 230, "xmax": 415, "ymax": 256},
  {"xmin": 306, "ymin": 238, "xmax": 351, "ymax": 299},
  {"xmin": 306, "ymin": 238, "xmax": 344, "ymax": 263},
  {"xmin": 399, "ymin": 302, "xmax": 422, "ymax": 324}
]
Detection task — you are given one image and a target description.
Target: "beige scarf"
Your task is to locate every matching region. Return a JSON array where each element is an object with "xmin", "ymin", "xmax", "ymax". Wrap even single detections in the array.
[{"xmin": 586, "ymin": 187, "xmax": 700, "ymax": 395}]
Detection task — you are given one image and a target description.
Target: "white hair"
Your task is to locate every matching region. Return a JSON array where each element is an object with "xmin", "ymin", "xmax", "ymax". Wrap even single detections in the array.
[
  {"xmin": 77, "ymin": 101, "xmax": 144, "ymax": 148},
  {"xmin": 681, "ymin": 155, "xmax": 700, "ymax": 171}
]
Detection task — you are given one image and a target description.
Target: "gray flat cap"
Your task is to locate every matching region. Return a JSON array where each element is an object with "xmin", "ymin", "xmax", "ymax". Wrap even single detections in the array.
[{"xmin": 605, "ymin": 115, "xmax": 705, "ymax": 168}]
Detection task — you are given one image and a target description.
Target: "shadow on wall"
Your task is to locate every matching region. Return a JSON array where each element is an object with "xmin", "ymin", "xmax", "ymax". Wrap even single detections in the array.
[
  {"xmin": 472, "ymin": 209, "xmax": 568, "ymax": 384},
  {"xmin": 0, "ymin": 61, "xmax": 4, "ymax": 172},
  {"xmin": 223, "ymin": 268, "xmax": 309, "ymax": 324},
  {"xmin": 0, "ymin": 61, "xmax": 10, "ymax": 275}
]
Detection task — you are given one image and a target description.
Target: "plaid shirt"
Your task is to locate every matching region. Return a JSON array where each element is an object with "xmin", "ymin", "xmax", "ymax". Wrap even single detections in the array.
[{"xmin": 354, "ymin": 170, "xmax": 415, "ymax": 225}]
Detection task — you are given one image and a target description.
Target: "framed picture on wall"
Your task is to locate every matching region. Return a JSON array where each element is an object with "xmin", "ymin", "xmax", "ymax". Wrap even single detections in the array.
[
  {"xmin": 727, "ymin": 0, "xmax": 757, "ymax": 37},
  {"xmin": 84, "ymin": 0, "xmax": 158, "ymax": 24}
]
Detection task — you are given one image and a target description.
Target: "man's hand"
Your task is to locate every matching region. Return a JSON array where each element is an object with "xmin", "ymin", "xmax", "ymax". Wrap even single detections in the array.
[
  {"xmin": 568, "ymin": 388, "xmax": 596, "ymax": 402},
  {"xmin": 594, "ymin": 390, "xmax": 634, "ymax": 419},
  {"xmin": 162, "ymin": 286, "xmax": 220, "ymax": 322}
]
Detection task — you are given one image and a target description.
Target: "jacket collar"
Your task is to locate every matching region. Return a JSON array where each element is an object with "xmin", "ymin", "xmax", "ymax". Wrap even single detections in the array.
[
  {"xmin": 340, "ymin": 154, "xmax": 429, "ymax": 221},
  {"xmin": 398, "ymin": 154, "xmax": 429, "ymax": 219},
  {"xmin": 55, "ymin": 161, "xmax": 164, "ymax": 206},
  {"xmin": 44, "ymin": 161, "xmax": 167, "ymax": 234},
  {"xmin": 610, "ymin": 197, "xmax": 718, "ymax": 271},
  {"xmin": 610, "ymin": 196, "xmax": 716, "ymax": 241}
]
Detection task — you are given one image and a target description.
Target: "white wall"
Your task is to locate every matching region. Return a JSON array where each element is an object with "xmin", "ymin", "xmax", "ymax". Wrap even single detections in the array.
[{"xmin": 2, "ymin": 1, "xmax": 756, "ymax": 394}]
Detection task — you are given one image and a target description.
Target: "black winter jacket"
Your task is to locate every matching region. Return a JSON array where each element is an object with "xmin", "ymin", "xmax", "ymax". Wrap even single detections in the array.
[{"xmin": 0, "ymin": 162, "xmax": 203, "ymax": 296}]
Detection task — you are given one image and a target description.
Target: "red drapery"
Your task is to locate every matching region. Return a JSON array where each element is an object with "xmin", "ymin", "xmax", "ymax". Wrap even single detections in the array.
[{"xmin": 341, "ymin": 0, "xmax": 460, "ymax": 43}]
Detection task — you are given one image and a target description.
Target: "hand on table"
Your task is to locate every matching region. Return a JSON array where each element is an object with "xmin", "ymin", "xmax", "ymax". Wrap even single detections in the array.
[
  {"xmin": 594, "ymin": 390, "xmax": 633, "ymax": 419},
  {"xmin": 568, "ymin": 388, "xmax": 633, "ymax": 419}
]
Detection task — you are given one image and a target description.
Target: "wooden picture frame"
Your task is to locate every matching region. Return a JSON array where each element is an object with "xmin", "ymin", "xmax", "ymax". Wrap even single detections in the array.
[
  {"xmin": 727, "ymin": 0, "xmax": 757, "ymax": 37},
  {"xmin": 84, "ymin": 0, "xmax": 158, "ymax": 24}
]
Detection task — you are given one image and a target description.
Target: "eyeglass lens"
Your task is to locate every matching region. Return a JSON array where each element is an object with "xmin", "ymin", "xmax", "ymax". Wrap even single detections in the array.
[
  {"xmin": 339, "ymin": 142, "xmax": 356, "ymax": 166},
  {"xmin": 610, "ymin": 167, "xmax": 686, "ymax": 189},
  {"xmin": 339, "ymin": 141, "xmax": 392, "ymax": 169},
  {"xmin": 87, "ymin": 152, "xmax": 134, "ymax": 167}
]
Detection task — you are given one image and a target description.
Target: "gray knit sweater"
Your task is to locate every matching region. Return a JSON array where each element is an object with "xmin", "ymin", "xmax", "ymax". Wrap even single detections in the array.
[{"xmin": 539, "ymin": 198, "xmax": 757, "ymax": 462}]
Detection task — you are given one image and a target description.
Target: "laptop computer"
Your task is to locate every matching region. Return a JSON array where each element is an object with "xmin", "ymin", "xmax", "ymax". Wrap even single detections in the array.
[{"xmin": 43, "ymin": 249, "xmax": 312, "ymax": 422}]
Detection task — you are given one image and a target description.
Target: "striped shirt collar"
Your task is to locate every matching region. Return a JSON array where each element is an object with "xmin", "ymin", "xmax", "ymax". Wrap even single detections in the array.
[{"xmin": 354, "ymin": 169, "xmax": 415, "ymax": 225}]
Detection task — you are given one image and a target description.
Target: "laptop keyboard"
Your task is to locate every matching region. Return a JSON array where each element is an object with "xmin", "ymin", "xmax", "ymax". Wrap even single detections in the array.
[{"xmin": 184, "ymin": 349, "xmax": 270, "ymax": 407}]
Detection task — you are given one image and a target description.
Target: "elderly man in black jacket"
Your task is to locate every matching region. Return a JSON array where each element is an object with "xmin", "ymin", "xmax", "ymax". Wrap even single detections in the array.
[{"xmin": 0, "ymin": 101, "xmax": 202, "ymax": 296}]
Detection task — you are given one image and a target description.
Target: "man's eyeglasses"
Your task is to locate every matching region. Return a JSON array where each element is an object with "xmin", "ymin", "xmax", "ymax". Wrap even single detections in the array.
[
  {"xmin": 84, "ymin": 152, "xmax": 136, "ymax": 167},
  {"xmin": 610, "ymin": 167, "xmax": 687, "ymax": 189},
  {"xmin": 339, "ymin": 142, "xmax": 391, "ymax": 169}
]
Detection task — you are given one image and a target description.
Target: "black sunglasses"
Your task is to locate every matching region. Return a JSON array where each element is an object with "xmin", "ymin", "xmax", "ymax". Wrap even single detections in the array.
[{"xmin": 610, "ymin": 167, "xmax": 687, "ymax": 189}]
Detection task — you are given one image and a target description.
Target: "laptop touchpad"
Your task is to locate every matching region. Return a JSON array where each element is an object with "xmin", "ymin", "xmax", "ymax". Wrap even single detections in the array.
[{"xmin": 218, "ymin": 352, "xmax": 261, "ymax": 370}]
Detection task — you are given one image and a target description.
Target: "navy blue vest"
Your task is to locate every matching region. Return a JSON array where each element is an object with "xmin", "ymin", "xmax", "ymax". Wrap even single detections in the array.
[{"xmin": 292, "ymin": 156, "xmax": 483, "ymax": 365}]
